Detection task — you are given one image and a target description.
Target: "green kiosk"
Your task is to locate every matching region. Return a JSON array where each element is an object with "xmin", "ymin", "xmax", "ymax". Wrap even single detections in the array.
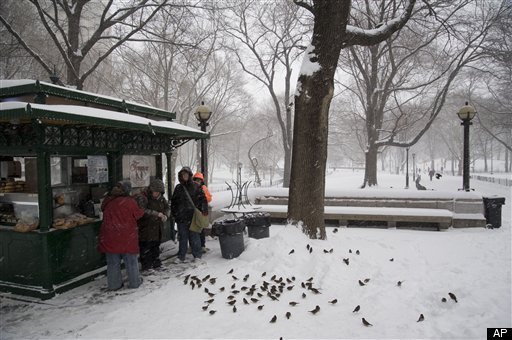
[{"xmin": 0, "ymin": 79, "xmax": 207, "ymax": 299}]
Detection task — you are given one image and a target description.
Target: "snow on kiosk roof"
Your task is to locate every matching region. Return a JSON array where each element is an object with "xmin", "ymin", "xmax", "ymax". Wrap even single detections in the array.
[
  {"xmin": 0, "ymin": 101, "xmax": 207, "ymax": 139},
  {"xmin": 0, "ymin": 79, "xmax": 176, "ymax": 120}
]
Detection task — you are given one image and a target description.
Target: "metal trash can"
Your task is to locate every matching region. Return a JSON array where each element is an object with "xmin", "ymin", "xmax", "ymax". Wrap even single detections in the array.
[
  {"xmin": 244, "ymin": 212, "xmax": 271, "ymax": 239},
  {"xmin": 213, "ymin": 219, "xmax": 245, "ymax": 259},
  {"xmin": 482, "ymin": 196, "xmax": 506, "ymax": 228}
]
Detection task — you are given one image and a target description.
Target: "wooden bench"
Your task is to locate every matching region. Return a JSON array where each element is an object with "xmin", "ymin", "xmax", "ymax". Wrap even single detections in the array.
[{"xmin": 254, "ymin": 194, "xmax": 486, "ymax": 230}]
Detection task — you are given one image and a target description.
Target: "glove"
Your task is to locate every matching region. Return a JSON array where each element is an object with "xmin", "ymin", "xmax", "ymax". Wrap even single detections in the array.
[
  {"xmin": 202, "ymin": 211, "xmax": 208, "ymax": 216},
  {"xmin": 157, "ymin": 212, "xmax": 167, "ymax": 222}
]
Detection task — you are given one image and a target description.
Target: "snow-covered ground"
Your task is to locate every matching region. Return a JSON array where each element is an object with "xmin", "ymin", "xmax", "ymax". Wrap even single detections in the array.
[{"xmin": 1, "ymin": 171, "xmax": 510, "ymax": 339}]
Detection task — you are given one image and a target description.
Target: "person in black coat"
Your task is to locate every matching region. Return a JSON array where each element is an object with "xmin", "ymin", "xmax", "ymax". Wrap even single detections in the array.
[
  {"xmin": 171, "ymin": 167, "xmax": 208, "ymax": 262},
  {"xmin": 135, "ymin": 179, "xmax": 170, "ymax": 271}
]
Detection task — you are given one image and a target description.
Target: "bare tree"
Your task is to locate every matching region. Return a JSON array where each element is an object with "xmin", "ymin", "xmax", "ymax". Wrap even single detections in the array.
[
  {"xmin": 288, "ymin": 0, "xmax": 415, "ymax": 239},
  {"xmin": 221, "ymin": 0, "xmax": 310, "ymax": 187},
  {"xmin": 0, "ymin": 0, "xmax": 171, "ymax": 89}
]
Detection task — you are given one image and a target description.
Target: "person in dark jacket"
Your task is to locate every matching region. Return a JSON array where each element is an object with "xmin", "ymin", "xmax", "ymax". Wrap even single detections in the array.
[
  {"xmin": 98, "ymin": 181, "xmax": 144, "ymax": 290},
  {"xmin": 171, "ymin": 167, "xmax": 208, "ymax": 262},
  {"xmin": 135, "ymin": 179, "xmax": 170, "ymax": 271}
]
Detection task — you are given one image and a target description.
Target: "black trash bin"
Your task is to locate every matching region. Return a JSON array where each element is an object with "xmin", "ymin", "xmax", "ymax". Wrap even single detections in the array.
[
  {"xmin": 244, "ymin": 212, "xmax": 271, "ymax": 239},
  {"xmin": 214, "ymin": 219, "xmax": 245, "ymax": 259},
  {"xmin": 483, "ymin": 196, "xmax": 506, "ymax": 228}
]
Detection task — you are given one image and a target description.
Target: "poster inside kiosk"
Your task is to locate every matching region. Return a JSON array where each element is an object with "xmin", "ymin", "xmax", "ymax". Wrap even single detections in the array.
[
  {"xmin": 124, "ymin": 155, "xmax": 155, "ymax": 188},
  {"xmin": 87, "ymin": 156, "xmax": 108, "ymax": 184}
]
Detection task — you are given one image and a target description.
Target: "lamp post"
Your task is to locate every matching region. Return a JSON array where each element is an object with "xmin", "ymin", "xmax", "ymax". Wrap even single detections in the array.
[
  {"xmin": 195, "ymin": 102, "xmax": 212, "ymax": 185},
  {"xmin": 457, "ymin": 102, "xmax": 477, "ymax": 191},
  {"xmin": 412, "ymin": 153, "xmax": 416, "ymax": 181},
  {"xmin": 405, "ymin": 147, "xmax": 410, "ymax": 189}
]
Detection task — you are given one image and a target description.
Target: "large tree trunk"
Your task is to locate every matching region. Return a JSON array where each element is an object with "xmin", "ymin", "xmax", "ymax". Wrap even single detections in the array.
[
  {"xmin": 288, "ymin": 2, "xmax": 348, "ymax": 239},
  {"xmin": 362, "ymin": 146, "xmax": 378, "ymax": 187}
]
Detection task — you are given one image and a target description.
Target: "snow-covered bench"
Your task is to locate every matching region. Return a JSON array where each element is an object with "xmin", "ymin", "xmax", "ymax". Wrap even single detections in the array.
[{"xmin": 254, "ymin": 194, "xmax": 486, "ymax": 229}]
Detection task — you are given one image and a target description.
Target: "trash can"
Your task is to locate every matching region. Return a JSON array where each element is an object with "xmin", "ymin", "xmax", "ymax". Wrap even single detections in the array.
[
  {"xmin": 483, "ymin": 196, "xmax": 506, "ymax": 228},
  {"xmin": 214, "ymin": 219, "xmax": 246, "ymax": 259},
  {"xmin": 244, "ymin": 212, "xmax": 271, "ymax": 239}
]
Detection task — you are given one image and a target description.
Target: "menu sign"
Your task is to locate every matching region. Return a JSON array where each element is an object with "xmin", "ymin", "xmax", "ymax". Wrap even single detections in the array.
[{"xmin": 87, "ymin": 156, "xmax": 109, "ymax": 184}]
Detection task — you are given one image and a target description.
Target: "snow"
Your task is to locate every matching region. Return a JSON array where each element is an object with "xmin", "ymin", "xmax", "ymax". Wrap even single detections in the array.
[
  {"xmin": 0, "ymin": 101, "xmax": 206, "ymax": 136},
  {"xmin": 346, "ymin": 16, "xmax": 403, "ymax": 38},
  {"xmin": 298, "ymin": 44, "xmax": 321, "ymax": 77},
  {"xmin": 1, "ymin": 172, "xmax": 510, "ymax": 339},
  {"xmin": 73, "ymin": 49, "xmax": 82, "ymax": 57}
]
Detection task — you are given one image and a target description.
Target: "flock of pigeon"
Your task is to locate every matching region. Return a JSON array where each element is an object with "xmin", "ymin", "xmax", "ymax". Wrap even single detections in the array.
[{"xmin": 180, "ymin": 228, "xmax": 459, "ymax": 328}]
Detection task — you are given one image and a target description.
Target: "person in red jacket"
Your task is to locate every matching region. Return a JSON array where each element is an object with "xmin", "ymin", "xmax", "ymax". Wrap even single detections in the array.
[{"xmin": 98, "ymin": 181, "xmax": 144, "ymax": 290}]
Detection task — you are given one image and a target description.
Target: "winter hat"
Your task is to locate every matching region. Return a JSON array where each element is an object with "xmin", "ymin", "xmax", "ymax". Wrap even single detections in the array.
[
  {"xmin": 149, "ymin": 179, "xmax": 165, "ymax": 193},
  {"xmin": 193, "ymin": 172, "xmax": 204, "ymax": 181},
  {"xmin": 118, "ymin": 181, "xmax": 132, "ymax": 195},
  {"xmin": 178, "ymin": 167, "xmax": 193, "ymax": 184}
]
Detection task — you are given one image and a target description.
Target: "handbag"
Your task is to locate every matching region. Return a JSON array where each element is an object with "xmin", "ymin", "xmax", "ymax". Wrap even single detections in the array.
[{"xmin": 183, "ymin": 185, "xmax": 209, "ymax": 233}]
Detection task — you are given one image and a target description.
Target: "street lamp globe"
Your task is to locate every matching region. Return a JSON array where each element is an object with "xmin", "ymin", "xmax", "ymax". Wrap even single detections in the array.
[
  {"xmin": 195, "ymin": 101, "xmax": 212, "ymax": 123},
  {"xmin": 457, "ymin": 102, "xmax": 477, "ymax": 121}
]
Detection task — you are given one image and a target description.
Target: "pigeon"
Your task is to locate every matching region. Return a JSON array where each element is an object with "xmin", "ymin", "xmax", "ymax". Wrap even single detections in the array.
[
  {"xmin": 349, "ymin": 249, "xmax": 352, "ymax": 253},
  {"xmin": 289, "ymin": 301, "xmax": 299, "ymax": 306},
  {"xmin": 286, "ymin": 278, "xmax": 293, "ymax": 284},
  {"xmin": 184, "ymin": 274, "xmax": 191, "ymax": 280},
  {"xmin": 356, "ymin": 250, "xmax": 360, "ymax": 255},
  {"xmin": 191, "ymin": 282, "xmax": 195, "ymax": 289},
  {"xmin": 271, "ymin": 275, "xmax": 276, "ymax": 281},
  {"xmin": 358, "ymin": 280, "xmax": 366, "ymax": 286},
  {"xmin": 231, "ymin": 283, "xmax": 236, "ymax": 289},
  {"xmin": 209, "ymin": 310, "xmax": 216, "ymax": 315},
  {"xmin": 328, "ymin": 299, "xmax": 338, "ymax": 304},
  {"xmin": 362, "ymin": 318, "xmax": 373, "ymax": 326},
  {"xmin": 233, "ymin": 306, "xmax": 237, "ymax": 313},
  {"xmin": 251, "ymin": 298, "xmax": 259, "ymax": 303},
  {"xmin": 227, "ymin": 300, "xmax": 236, "ymax": 306},
  {"xmin": 435, "ymin": 173, "xmax": 442, "ymax": 179},
  {"xmin": 441, "ymin": 297, "xmax": 447, "ymax": 302},
  {"xmin": 209, "ymin": 278, "xmax": 216, "ymax": 284},
  {"xmin": 307, "ymin": 277, "xmax": 314, "ymax": 282},
  {"xmin": 286, "ymin": 311, "xmax": 291, "ymax": 319},
  {"xmin": 329, "ymin": 248, "xmax": 334, "ymax": 253},
  {"xmin": 302, "ymin": 293, "xmax": 307, "ymax": 298},
  {"xmin": 202, "ymin": 274, "xmax": 210, "ymax": 282},
  {"xmin": 397, "ymin": 281, "xmax": 403, "ymax": 287},
  {"xmin": 243, "ymin": 275, "xmax": 249, "ymax": 282},
  {"xmin": 309, "ymin": 305, "xmax": 320, "ymax": 314},
  {"xmin": 310, "ymin": 288, "xmax": 321, "ymax": 295},
  {"xmin": 202, "ymin": 305, "xmax": 209, "ymax": 311},
  {"xmin": 204, "ymin": 287, "xmax": 209, "ymax": 293},
  {"xmin": 204, "ymin": 298, "xmax": 214, "ymax": 304},
  {"xmin": 243, "ymin": 298, "xmax": 249, "ymax": 305},
  {"xmin": 292, "ymin": 276, "xmax": 296, "ymax": 281},
  {"xmin": 417, "ymin": 314, "xmax": 424, "ymax": 322},
  {"xmin": 287, "ymin": 286, "xmax": 294, "ymax": 291},
  {"xmin": 219, "ymin": 287, "xmax": 225, "ymax": 292},
  {"xmin": 352, "ymin": 305, "xmax": 360, "ymax": 312},
  {"xmin": 270, "ymin": 315, "xmax": 277, "ymax": 323},
  {"xmin": 183, "ymin": 278, "xmax": 189, "ymax": 285},
  {"xmin": 448, "ymin": 292, "xmax": 458, "ymax": 303},
  {"xmin": 323, "ymin": 249, "xmax": 329, "ymax": 254},
  {"xmin": 232, "ymin": 290, "xmax": 240, "ymax": 294},
  {"xmin": 228, "ymin": 269, "xmax": 234, "ymax": 274},
  {"xmin": 257, "ymin": 292, "xmax": 264, "ymax": 297},
  {"xmin": 363, "ymin": 278, "xmax": 370, "ymax": 283},
  {"xmin": 207, "ymin": 292, "xmax": 215, "ymax": 298},
  {"xmin": 389, "ymin": 258, "xmax": 394, "ymax": 262},
  {"xmin": 307, "ymin": 244, "xmax": 311, "ymax": 250},
  {"xmin": 257, "ymin": 305, "xmax": 264, "ymax": 310},
  {"xmin": 262, "ymin": 272, "xmax": 267, "ymax": 277},
  {"xmin": 343, "ymin": 258, "xmax": 350, "ymax": 265},
  {"xmin": 333, "ymin": 228, "xmax": 339, "ymax": 233},
  {"xmin": 309, "ymin": 247, "xmax": 313, "ymax": 254},
  {"xmin": 232, "ymin": 275, "xmax": 239, "ymax": 281},
  {"xmin": 289, "ymin": 249, "xmax": 295, "ymax": 255},
  {"xmin": 241, "ymin": 286, "xmax": 248, "ymax": 291}
]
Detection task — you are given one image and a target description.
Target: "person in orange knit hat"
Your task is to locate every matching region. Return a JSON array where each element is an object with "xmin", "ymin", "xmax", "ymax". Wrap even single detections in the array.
[{"xmin": 193, "ymin": 172, "xmax": 212, "ymax": 253}]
